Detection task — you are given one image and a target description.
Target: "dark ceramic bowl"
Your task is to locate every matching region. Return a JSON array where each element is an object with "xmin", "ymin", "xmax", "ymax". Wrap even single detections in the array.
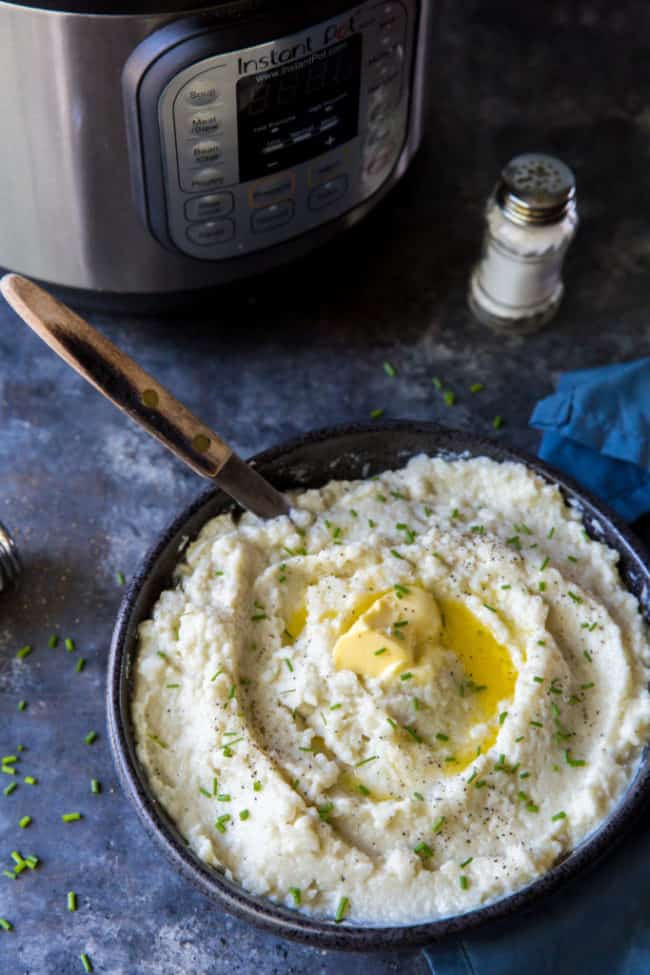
[{"xmin": 107, "ymin": 422, "xmax": 650, "ymax": 951}]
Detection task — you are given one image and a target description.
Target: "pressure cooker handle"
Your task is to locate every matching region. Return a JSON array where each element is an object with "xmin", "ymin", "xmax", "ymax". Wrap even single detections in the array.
[{"xmin": 0, "ymin": 274, "xmax": 235, "ymax": 479}]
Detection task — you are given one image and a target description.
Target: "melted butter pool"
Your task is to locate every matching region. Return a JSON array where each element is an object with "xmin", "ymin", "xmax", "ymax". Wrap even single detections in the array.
[{"xmin": 438, "ymin": 598, "xmax": 518, "ymax": 769}]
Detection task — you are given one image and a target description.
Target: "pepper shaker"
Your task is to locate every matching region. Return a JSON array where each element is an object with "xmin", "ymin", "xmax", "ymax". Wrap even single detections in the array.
[
  {"xmin": 0, "ymin": 522, "xmax": 21, "ymax": 591},
  {"xmin": 469, "ymin": 153, "xmax": 578, "ymax": 335}
]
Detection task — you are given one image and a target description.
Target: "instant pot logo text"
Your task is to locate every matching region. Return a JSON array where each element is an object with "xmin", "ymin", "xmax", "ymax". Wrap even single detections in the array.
[{"xmin": 237, "ymin": 14, "xmax": 356, "ymax": 74}]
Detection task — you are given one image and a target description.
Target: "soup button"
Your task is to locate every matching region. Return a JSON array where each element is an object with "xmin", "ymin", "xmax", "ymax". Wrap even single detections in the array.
[{"xmin": 186, "ymin": 219, "xmax": 235, "ymax": 246}]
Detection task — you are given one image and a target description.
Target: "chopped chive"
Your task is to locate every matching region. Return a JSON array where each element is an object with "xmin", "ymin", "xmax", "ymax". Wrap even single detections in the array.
[
  {"xmin": 91, "ymin": 779, "xmax": 101, "ymax": 794},
  {"xmin": 533, "ymin": 676, "xmax": 544, "ymax": 684},
  {"xmin": 75, "ymin": 658, "xmax": 85, "ymax": 673},
  {"xmin": 387, "ymin": 717, "xmax": 397, "ymax": 730},
  {"xmin": 284, "ymin": 658, "xmax": 294, "ymax": 673},
  {"xmin": 540, "ymin": 557, "xmax": 550, "ymax": 571},
  {"xmin": 2, "ymin": 756, "xmax": 17, "ymax": 765},
  {"xmin": 19, "ymin": 816, "xmax": 31, "ymax": 828},
  {"xmin": 459, "ymin": 875, "xmax": 469, "ymax": 890},
  {"xmin": 217, "ymin": 794, "xmax": 231, "ymax": 802},
  {"xmin": 548, "ymin": 527, "xmax": 555, "ymax": 539},
  {"xmin": 471, "ymin": 525, "xmax": 484, "ymax": 534},
  {"xmin": 116, "ymin": 571, "xmax": 126, "ymax": 586},
  {"xmin": 24, "ymin": 856, "xmax": 39, "ymax": 869},
  {"xmin": 501, "ymin": 584, "xmax": 512, "ymax": 590},
  {"xmin": 460, "ymin": 856, "xmax": 473, "ymax": 868},
  {"xmin": 526, "ymin": 801, "xmax": 539, "ymax": 813},
  {"xmin": 413, "ymin": 791, "xmax": 425, "ymax": 801},
  {"xmin": 62, "ymin": 813, "xmax": 82, "ymax": 822},
  {"xmin": 469, "ymin": 383, "xmax": 484, "ymax": 393},
  {"xmin": 405, "ymin": 726, "xmax": 422, "ymax": 743},
  {"xmin": 253, "ymin": 781, "xmax": 263, "ymax": 793},
  {"xmin": 250, "ymin": 613, "xmax": 267, "ymax": 621},
  {"xmin": 357, "ymin": 784, "xmax": 371, "ymax": 797},
  {"xmin": 23, "ymin": 776, "xmax": 37, "ymax": 786},
  {"xmin": 355, "ymin": 755, "xmax": 379, "ymax": 768},
  {"xmin": 567, "ymin": 591, "xmax": 583, "ymax": 604},
  {"xmin": 506, "ymin": 535, "xmax": 521, "ymax": 549},
  {"xmin": 580, "ymin": 682, "xmax": 595, "ymax": 690},
  {"xmin": 2, "ymin": 870, "xmax": 16, "ymax": 880},
  {"xmin": 564, "ymin": 749, "xmax": 586, "ymax": 767},
  {"xmin": 515, "ymin": 735, "xmax": 525, "ymax": 743},
  {"xmin": 443, "ymin": 390, "xmax": 455, "ymax": 406},
  {"xmin": 3, "ymin": 783, "xmax": 17, "ymax": 796},
  {"xmin": 383, "ymin": 361, "xmax": 396, "ymax": 377},
  {"xmin": 48, "ymin": 634, "xmax": 59, "ymax": 648},
  {"xmin": 84, "ymin": 731, "xmax": 97, "ymax": 745},
  {"xmin": 529, "ymin": 720, "xmax": 543, "ymax": 728},
  {"xmin": 68, "ymin": 891, "xmax": 77, "ymax": 912},
  {"xmin": 239, "ymin": 809, "xmax": 250, "ymax": 821},
  {"xmin": 435, "ymin": 732, "xmax": 449, "ymax": 742},
  {"xmin": 552, "ymin": 811, "xmax": 567, "ymax": 821},
  {"xmin": 400, "ymin": 672, "xmax": 413, "ymax": 682},
  {"xmin": 289, "ymin": 886, "xmax": 301, "ymax": 906},
  {"xmin": 335, "ymin": 896, "xmax": 349, "ymax": 923},
  {"xmin": 583, "ymin": 650, "xmax": 592, "ymax": 662},
  {"xmin": 390, "ymin": 549, "xmax": 404, "ymax": 560},
  {"xmin": 373, "ymin": 647, "xmax": 388, "ymax": 656},
  {"xmin": 65, "ymin": 638, "xmax": 75, "ymax": 652},
  {"xmin": 432, "ymin": 816, "xmax": 445, "ymax": 833},
  {"xmin": 492, "ymin": 415, "xmax": 503, "ymax": 430},
  {"xmin": 210, "ymin": 669, "xmax": 223, "ymax": 682},
  {"xmin": 147, "ymin": 734, "xmax": 167, "ymax": 749},
  {"xmin": 414, "ymin": 842, "xmax": 433, "ymax": 858},
  {"xmin": 499, "ymin": 711, "xmax": 508, "ymax": 724},
  {"xmin": 483, "ymin": 603, "xmax": 498, "ymax": 613},
  {"xmin": 228, "ymin": 684, "xmax": 236, "ymax": 700},
  {"xmin": 537, "ymin": 640, "xmax": 546, "ymax": 646},
  {"xmin": 318, "ymin": 802, "xmax": 334, "ymax": 820},
  {"xmin": 539, "ymin": 581, "xmax": 547, "ymax": 592},
  {"xmin": 214, "ymin": 814, "xmax": 231, "ymax": 833},
  {"xmin": 166, "ymin": 683, "xmax": 180, "ymax": 689},
  {"xmin": 466, "ymin": 771, "xmax": 477, "ymax": 785},
  {"xmin": 157, "ymin": 651, "xmax": 169, "ymax": 661},
  {"xmin": 567, "ymin": 555, "xmax": 578, "ymax": 563},
  {"xmin": 329, "ymin": 703, "xmax": 342, "ymax": 711},
  {"xmin": 199, "ymin": 787, "xmax": 211, "ymax": 798},
  {"xmin": 474, "ymin": 780, "xmax": 487, "ymax": 789},
  {"xmin": 0, "ymin": 918, "xmax": 12, "ymax": 931},
  {"xmin": 80, "ymin": 953, "xmax": 92, "ymax": 973},
  {"xmin": 432, "ymin": 377, "xmax": 442, "ymax": 390},
  {"xmin": 16, "ymin": 645, "xmax": 32, "ymax": 659},
  {"xmin": 370, "ymin": 408, "xmax": 385, "ymax": 419}
]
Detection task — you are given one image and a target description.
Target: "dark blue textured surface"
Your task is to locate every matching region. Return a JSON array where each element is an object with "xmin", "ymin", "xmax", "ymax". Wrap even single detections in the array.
[{"xmin": 2, "ymin": 1, "xmax": 650, "ymax": 972}]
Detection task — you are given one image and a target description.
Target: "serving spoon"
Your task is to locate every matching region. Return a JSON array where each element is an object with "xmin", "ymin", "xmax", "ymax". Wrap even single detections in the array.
[{"xmin": 0, "ymin": 274, "xmax": 290, "ymax": 520}]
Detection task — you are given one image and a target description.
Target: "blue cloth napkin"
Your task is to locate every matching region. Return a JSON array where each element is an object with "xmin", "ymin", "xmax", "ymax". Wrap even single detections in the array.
[
  {"xmin": 422, "ymin": 360, "xmax": 650, "ymax": 975},
  {"xmin": 529, "ymin": 358, "xmax": 650, "ymax": 522}
]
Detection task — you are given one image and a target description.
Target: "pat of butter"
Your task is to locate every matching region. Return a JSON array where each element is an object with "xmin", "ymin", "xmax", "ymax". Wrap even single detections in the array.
[{"xmin": 333, "ymin": 588, "xmax": 441, "ymax": 679}]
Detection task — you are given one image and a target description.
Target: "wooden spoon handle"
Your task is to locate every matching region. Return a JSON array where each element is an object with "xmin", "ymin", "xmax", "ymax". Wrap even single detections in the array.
[{"xmin": 0, "ymin": 274, "xmax": 232, "ymax": 479}]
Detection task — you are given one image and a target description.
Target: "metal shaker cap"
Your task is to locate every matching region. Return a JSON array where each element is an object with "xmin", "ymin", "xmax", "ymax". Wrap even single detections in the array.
[
  {"xmin": 496, "ymin": 153, "xmax": 576, "ymax": 226},
  {"xmin": 0, "ymin": 522, "xmax": 21, "ymax": 590}
]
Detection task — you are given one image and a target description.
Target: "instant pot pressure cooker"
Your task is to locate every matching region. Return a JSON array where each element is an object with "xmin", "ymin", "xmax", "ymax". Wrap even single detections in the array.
[{"xmin": 0, "ymin": 0, "xmax": 435, "ymax": 296}]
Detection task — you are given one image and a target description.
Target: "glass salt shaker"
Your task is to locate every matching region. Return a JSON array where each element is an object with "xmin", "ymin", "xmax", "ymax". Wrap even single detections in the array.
[
  {"xmin": 469, "ymin": 153, "xmax": 578, "ymax": 335},
  {"xmin": 0, "ymin": 522, "xmax": 21, "ymax": 591}
]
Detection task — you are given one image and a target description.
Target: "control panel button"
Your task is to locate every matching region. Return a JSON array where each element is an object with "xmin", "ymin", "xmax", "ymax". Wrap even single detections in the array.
[
  {"xmin": 249, "ymin": 174, "xmax": 296, "ymax": 208},
  {"xmin": 189, "ymin": 111, "xmax": 222, "ymax": 137},
  {"xmin": 251, "ymin": 200, "xmax": 295, "ymax": 234},
  {"xmin": 184, "ymin": 77, "xmax": 221, "ymax": 107},
  {"xmin": 309, "ymin": 156, "xmax": 346, "ymax": 185},
  {"xmin": 191, "ymin": 140, "xmax": 221, "ymax": 164},
  {"xmin": 189, "ymin": 168, "xmax": 225, "ymax": 190},
  {"xmin": 308, "ymin": 175, "xmax": 349, "ymax": 211},
  {"xmin": 185, "ymin": 193, "xmax": 234, "ymax": 221},
  {"xmin": 186, "ymin": 219, "xmax": 235, "ymax": 245}
]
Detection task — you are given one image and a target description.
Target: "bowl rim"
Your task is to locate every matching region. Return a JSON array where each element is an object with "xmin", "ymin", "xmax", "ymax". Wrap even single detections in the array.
[{"xmin": 107, "ymin": 420, "xmax": 650, "ymax": 950}]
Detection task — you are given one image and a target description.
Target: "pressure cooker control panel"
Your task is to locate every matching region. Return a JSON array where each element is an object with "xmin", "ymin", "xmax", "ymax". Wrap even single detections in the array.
[{"xmin": 125, "ymin": 0, "xmax": 417, "ymax": 261}]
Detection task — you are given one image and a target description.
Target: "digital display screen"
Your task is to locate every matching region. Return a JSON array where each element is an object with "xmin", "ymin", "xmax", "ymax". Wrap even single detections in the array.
[{"xmin": 236, "ymin": 35, "xmax": 362, "ymax": 183}]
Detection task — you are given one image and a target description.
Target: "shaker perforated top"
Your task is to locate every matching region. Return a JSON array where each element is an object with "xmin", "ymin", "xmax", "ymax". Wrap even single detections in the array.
[{"xmin": 496, "ymin": 153, "xmax": 576, "ymax": 226}]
